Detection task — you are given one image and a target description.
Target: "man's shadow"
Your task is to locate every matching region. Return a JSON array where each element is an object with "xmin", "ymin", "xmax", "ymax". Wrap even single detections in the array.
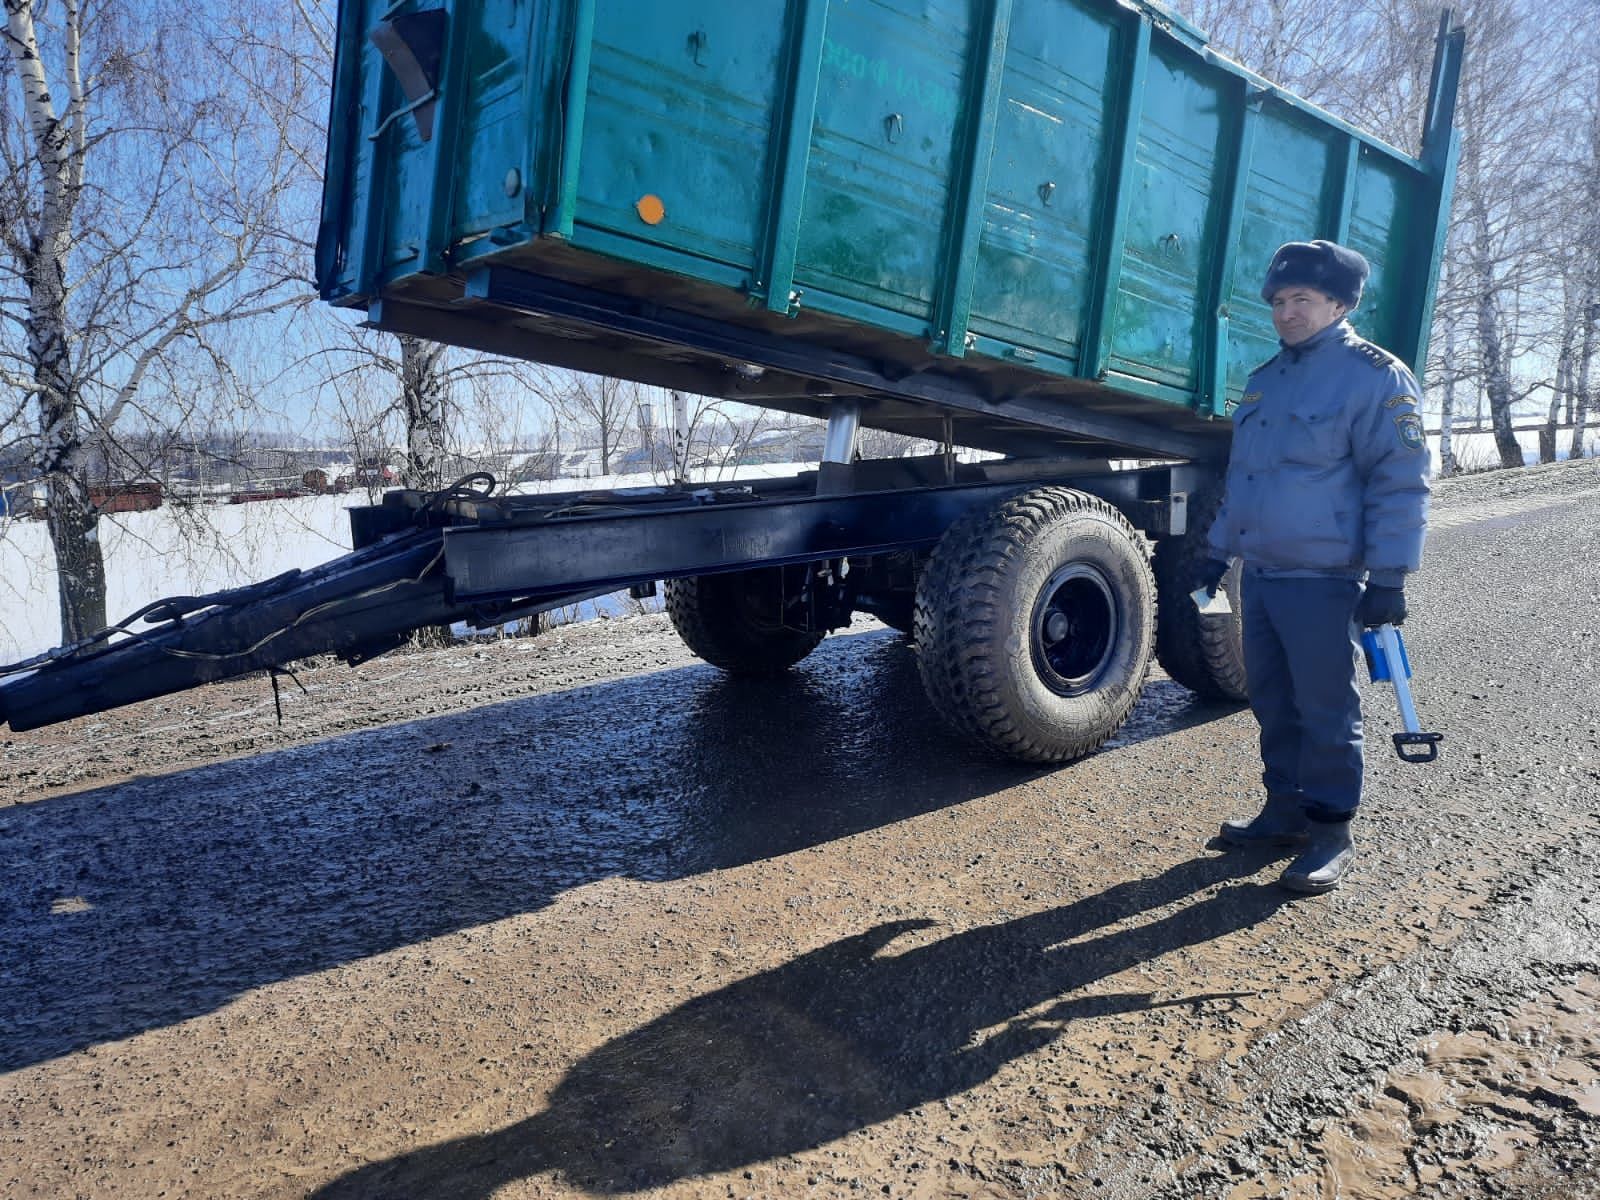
[{"xmin": 313, "ymin": 849, "xmax": 1296, "ymax": 1198}]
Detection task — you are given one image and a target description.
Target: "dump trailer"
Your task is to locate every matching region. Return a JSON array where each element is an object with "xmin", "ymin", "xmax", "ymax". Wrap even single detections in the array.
[{"xmin": 0, "ymin": 0, "xmax": 1463, "ymax": 762}]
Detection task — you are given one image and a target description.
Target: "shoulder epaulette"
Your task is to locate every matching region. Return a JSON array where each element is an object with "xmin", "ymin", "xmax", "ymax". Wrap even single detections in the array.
[{"xmin": 1351, "ymin": 338, "xmax": 1401, "ymax": 371}]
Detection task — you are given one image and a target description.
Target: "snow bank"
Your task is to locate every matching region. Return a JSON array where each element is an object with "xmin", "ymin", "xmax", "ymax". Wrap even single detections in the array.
[{"xmin": 0, "ymin": 496, "xmax": 352, "ymax": 662}]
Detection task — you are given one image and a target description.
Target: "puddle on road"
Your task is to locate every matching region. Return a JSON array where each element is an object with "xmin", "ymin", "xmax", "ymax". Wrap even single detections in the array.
[{"xmin": 1232, "ymin": 974, "xmax": 1600, "ymax": 1198}]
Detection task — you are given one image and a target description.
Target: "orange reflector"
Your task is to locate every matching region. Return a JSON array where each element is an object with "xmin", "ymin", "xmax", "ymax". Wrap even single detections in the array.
[{"xmin": 635, "ymin": 194, "xmax": 666, "ymax": 225}]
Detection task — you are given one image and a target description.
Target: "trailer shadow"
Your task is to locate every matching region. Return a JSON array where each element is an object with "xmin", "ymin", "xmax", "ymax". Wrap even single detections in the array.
[
  {"xmin": 0, "ymin": 629, "xmax": 1239, "ymax": 1072},
  {"xmin": 309, "ymin": 850, "xmax": 1294, "ymax": 1198}
]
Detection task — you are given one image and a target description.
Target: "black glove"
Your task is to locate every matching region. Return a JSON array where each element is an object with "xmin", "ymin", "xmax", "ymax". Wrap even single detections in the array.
[
  {"xmin": 1193, "ymin": 557, "xmax": 1230, "ymax": 598},
  {"xmin": 1359, "ymin": 583, "xmax": 1407, "ymax": 627}
]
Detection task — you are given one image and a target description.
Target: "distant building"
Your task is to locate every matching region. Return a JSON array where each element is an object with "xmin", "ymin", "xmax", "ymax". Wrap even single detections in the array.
[
  {"xmin": 88, "ymin": 481, "xmax": 164, "ymax": 514},
  {"xmin": 558, "ymin": 448, "xmax": 608, "ymax": 478},
  {"xmin": 739, "ymin": 428, "xmax": 826, "ymax": 465},
  {"xmin": 352, "ymin": 458, "xmax": 396, "ymax": 486}
]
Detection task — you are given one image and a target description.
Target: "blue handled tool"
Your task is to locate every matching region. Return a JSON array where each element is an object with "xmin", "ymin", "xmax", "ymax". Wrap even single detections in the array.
[{"xmin": 1361, "ymin": 624, "xmax": 1443, "ymax": 764}]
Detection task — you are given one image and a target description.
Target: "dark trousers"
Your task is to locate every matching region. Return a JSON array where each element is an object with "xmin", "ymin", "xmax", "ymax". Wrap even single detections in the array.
[{"xmin": 1241, "ymin": 572, "xmax": 1364, "ymax": 821}]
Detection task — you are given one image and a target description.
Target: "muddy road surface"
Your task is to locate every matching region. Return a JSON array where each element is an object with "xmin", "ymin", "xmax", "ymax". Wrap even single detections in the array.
[{"xmin": 3, "ymin": 459, "xmax": 1598, "ymax": 1199}]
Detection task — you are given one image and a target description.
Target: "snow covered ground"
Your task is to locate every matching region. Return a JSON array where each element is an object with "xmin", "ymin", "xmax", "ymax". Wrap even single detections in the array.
[{"xmin": 1, "ymin": 428, "xmax": 1593, "ymax": 662}]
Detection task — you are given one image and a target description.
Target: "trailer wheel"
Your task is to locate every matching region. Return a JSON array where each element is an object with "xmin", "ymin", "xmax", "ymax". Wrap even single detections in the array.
[
  {"xmin": 912, "ymin": 487, "xmax": 1155, "ymax": 763},
  {"xmin": 665, "ymin": 568, "xmax": 823, "ymax": 675},
  {"xmin": 1151, "ymin": 477, "xmax": 1248, "ymax": 700}
]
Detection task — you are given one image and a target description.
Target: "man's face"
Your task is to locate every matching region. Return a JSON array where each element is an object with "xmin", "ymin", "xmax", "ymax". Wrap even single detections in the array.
[{"xmin": 1270, "ymin": 286, "xmax": 1347, "ymax": 346}]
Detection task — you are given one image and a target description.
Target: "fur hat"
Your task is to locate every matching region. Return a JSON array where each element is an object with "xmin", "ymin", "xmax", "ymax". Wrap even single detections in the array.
[{"xmin": 1260, "ymin": 240, "xmax": 1370, "ymax": 309}]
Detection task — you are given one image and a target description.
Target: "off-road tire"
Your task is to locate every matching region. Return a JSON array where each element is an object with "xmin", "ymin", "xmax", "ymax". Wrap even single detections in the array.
[
  {"xmin": 1151, "ymin": 476, "xmax": 1248, "ymax": 700},
  {"xmin": 912, "ymin": 487, "xmax": 1156, "ymax": 763},
  {"xmin": 665, "ymin": 569, "xmax": 823, "ymax": 675}
]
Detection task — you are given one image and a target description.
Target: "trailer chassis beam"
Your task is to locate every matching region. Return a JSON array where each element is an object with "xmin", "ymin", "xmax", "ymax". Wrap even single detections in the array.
[{"xmin": 440, "ymin": 465, "xmax": 1201, "ymax": 603}]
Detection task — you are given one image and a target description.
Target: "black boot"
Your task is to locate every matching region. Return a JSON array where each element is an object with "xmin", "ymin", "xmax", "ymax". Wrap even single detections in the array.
[
  {"xmin": 1279, "ymin": 818, "xmax": 1355, "ymax": 893},
  {"xmin": 1219, "ymin": 793, "xmax": 1310, "ymax": 847}
]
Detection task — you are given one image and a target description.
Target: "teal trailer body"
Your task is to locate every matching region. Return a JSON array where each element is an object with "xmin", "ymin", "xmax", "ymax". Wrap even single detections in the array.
[{"xmin": 317, "ymin": 0, "xmax": 1461, "ymax": 461}]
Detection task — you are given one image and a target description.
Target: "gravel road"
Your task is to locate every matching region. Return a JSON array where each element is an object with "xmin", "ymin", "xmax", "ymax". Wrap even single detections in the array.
[{"xmin": 2, "ymin": 457, "xmax": 1597, "ymax": 1199}]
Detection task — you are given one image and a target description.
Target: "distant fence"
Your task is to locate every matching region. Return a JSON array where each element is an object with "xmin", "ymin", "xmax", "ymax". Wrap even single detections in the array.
[{"xmin": 1423, "ymin": 420, "xmax": 1590, "ymax": 436}]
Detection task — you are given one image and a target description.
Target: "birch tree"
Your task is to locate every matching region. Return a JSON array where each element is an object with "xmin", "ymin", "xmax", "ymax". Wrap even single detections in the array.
[
  {"xmin": 556, "ymin": 373, "xmax": 634, "ymax": 476},
  {"xmin": 1448, "ymin": 2, "xmax": 1568, "ymax": 467},
  {"xmin": 398, "ymin": 335, "xmax": 447, "ymax": 490},
  {"xmin": 1182, "ymin": 0, "xmax": 1592, "ymax": 472},
  {"xmin": 1436, "ymin": 259, "xmax": 1465, "ymax": 475},
  {"xmin": 267, "ymin": 0, "xmax": 556, "ymax": 500},
  {"xmin": 300, "ymin": 315, "xmax": 562, "ymax": 495},
  {"xmin": 1, "ymin": 0, "xmax": 309, "ymax": 640}
]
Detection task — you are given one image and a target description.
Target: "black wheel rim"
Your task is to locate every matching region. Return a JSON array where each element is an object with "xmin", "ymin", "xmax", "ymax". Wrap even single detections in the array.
[{"xmin": 1030, "ymin": 562, "xmax": 1118, "ymax": 696}]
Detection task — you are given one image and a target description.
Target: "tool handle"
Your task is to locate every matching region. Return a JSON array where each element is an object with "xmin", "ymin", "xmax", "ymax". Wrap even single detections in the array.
[
  {"xmin": 1374, "ymin": 624, "xmax": 1443, "ymax": 763},
  {"xmin": 1375, "ymin": 625, "xmax": 1420, "ymax": 731},
  {"xmin": 1393, "ymin": 731, "xmax": 1443, "ymax": 763}
]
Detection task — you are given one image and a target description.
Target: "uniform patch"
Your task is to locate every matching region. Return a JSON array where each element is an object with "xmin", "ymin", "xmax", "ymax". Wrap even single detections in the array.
[
  {"xmin": 1385, "ymin": 394, "xmax": 1417, "ymax": 409},
  {"xmin": 1394, "ymin": 412, "xmax": 1425, "ymax": 450},
  {"xmin": 1240, "ymin": 390, "xmax": 1263, "ymax": 405}
]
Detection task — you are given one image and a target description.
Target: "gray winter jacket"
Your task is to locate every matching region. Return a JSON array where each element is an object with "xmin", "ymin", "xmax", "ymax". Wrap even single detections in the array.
[{"xmin": 1207, "ymin": 320, "xmax": 1429, "ymax": 587}]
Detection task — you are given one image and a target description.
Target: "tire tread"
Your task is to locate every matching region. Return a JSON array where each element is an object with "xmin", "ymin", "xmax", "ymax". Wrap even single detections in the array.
[
  {"xmin": 913, "ymin": 487, "xmax": 1156, "ymax": 764},
  {"xmin": 665, "ymin": 572, "xmax": 822, "ymax": 676}
]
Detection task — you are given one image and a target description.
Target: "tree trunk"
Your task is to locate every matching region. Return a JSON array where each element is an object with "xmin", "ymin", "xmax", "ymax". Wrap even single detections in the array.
[
  {"xmin": 28, "ymin": 259, "xmax": 109, "ymax": 640},
  {"xmin": 43, "ymin": 472, "xmax": 107, "ymax": 642},
  {"xmin": 397, "ymin": 334, "xmax": 454, "ymax": 648},
  {"xmin": 1438, "ymin": 300, "xmax": 1460, "ymax": 476},
  {"xmin": 32, "ymin": 369, "xmax": 108, "ymax": 640},
  {"xmin": 1573, "ymin": 303, "xmax": 1596, "ymax": 461},
  {"xmin": 1476, "ymin": 286, "xmax": 1523, "ymax": 469},
  {"xmin": 398, "ymin": 335, "xmax": 447, "ymax": 491},
  {"xmin": 8, "ymin": 0, "xmax": 108, "ymax": 640},
  {"xmin": 1543, "ymin": 344, "xmax": 1567, "ymax": 465}
]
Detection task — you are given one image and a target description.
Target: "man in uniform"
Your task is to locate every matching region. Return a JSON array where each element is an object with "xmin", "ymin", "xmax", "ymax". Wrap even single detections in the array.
[{"xmin": 1194, "ymin": 239, "xmax": 1430, "ymax": 893}]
